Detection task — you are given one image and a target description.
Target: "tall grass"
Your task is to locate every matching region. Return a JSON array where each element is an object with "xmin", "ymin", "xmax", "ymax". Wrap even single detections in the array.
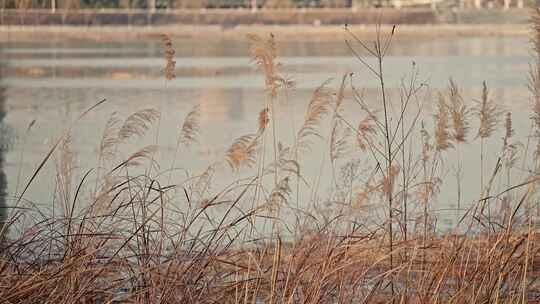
[{"xmin": 0, "ymin": 15, "xmax": 540, "ymax": 304}]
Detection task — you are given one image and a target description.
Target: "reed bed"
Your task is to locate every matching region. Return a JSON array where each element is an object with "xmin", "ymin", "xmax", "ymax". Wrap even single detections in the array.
[{"xmin": 1, "ymin": 12, "xmax": 540, "ymax": 304}]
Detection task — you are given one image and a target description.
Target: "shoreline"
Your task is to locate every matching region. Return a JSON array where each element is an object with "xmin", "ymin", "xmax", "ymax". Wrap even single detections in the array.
[{"xmin": 0, "ymin": 24, "xmax": 530, "ymax": 42}]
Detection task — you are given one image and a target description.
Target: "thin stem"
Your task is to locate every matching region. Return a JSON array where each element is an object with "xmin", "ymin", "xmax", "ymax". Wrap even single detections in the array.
[{"xmin": 376, "ymin": 36, "xmax": 395, "ymax": 302}]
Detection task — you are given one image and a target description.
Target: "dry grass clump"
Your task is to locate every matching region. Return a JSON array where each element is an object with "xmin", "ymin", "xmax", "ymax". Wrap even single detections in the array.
[{"xmin": 2, "ymin": 19, "xmax": 540, "ymax": 304}]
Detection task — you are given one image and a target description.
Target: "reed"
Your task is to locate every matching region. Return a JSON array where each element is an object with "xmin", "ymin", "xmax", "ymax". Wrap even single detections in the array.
[
  {"xmin": 474, "ymin": 81, "xmax": 501, "ymax": 222},
  {"xmin": 447, "ymin": 79, "xmax": 471, "ymax": 213}
]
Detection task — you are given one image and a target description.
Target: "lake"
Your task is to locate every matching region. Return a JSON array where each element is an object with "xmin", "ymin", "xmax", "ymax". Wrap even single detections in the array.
[{"xmin": 0, "ymin": 33, "xmax": 534, "ymax": 232}]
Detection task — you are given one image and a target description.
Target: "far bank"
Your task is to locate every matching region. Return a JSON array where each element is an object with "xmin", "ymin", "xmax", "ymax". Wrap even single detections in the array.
[
  {"xmin": 0, "ymin": 7, "xmax": 531, "ymax": 26},
  {"xmin": 0, "ymin": 23, "xmax": 529, "ymax": 43}
]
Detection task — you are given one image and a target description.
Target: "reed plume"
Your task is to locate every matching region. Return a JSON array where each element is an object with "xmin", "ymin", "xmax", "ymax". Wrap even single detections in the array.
[
  {"xmin": 297, "ymin": 79, "xmax": 333, "ymax": 152},
  {"xmin": 434, "ymin": 93, "xmax": 452, "ymax": 152},
  {"xmin": 504, "ymin": 143, "xmax": 520, "ymax": 170},
  {"xmin": 247, "ymin": 33, "xmax": 279, "ymax": 96},
  {"xmin": 268, "ymin": 176, "xmax": 291, "ymax": 212},
  {"xmin": 474, "ymin": 81, "xmax": 500, "ymax": 216},
  {"xmin": 247, "ymin": 33, "xmax": 291, "ymax": 189},
  {"xmin": 447, "ymin": 79, "xmax": 470, "ymax": 211},
  {"xmin": 118, "ymin": 109, "xmax": 161, "ymax": 142},
  {"xmin": 98, "ymin": 112, "xmax": 121, "ymax": 162},
  {"xmin": 55, "ymin": 133, "xmax": 75, "ymax": 216},
  {"xmin": 162, "ymin": 34, "xmax": 176, "ymax": 81},
  {"xmin": 179, "ymin": 104, "xmax": 201, "ymax": 147},
  {"xmin": 356, "ymin": 115, "xmax": 376, "ymax": 152},
  {"xmin": 226, "ymin": 134, "xmax": 259, "ymax": 171},
  {"xmin": 475, "ymin": 81, "xmax": 500, "ymax": 139},
  {"xmin": 93, "ymin": 175, "xmax": 120, "ymax": 216},
  {"xmin": 258, "ymin": 107, "xmax": 270, "ymax": 134},
  {"xmin": 266, "ymin": 144, "xmax": 302, "ymax": 179},
  {"xmin": 329, "ymin": 74, "xmax": 352, "ymax": 163},
  {"xmin": 193, "ymin": 165, "xmax": 215, "ymax": 200},
  {"xmin": 330, "ymin": 119, "xmax": 351, "ymax": 164},
  {"xmin": 448, "ymin": 79, "xmax": 471, "ymax": 143},
  {"xmin": 225, "ymin": 106, "xmax": 272, "ymax": 171},
  {"xmin": 125, "ymin": 145, "xmax": 159, "ymax": 168}
]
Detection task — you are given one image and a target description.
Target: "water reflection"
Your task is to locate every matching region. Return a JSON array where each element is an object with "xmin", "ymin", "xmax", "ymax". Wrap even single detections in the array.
[{"xmin": 0, "ymin": 35, "xmax": 532, "ymax": 232}]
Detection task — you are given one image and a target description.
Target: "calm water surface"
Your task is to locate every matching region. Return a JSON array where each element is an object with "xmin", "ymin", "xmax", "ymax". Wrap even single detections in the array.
[{"xmin": 0, "ymin": 35, "xmax": 533, "ymax": 230}]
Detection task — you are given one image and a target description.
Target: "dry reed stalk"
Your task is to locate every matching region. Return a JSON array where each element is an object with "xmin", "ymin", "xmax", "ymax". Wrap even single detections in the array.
[
  {"xmin": 329, "ymin": 74, "xmax": 352, "ymax": 179},
  {"xmin": 474, "ymin": 82, "xmax": 501, "ymax": 220},
  {"xmin": 93, "ymin": 112, "xmax": 122, "ymax": 201},
  {"xmin": 344, "ymin": 25, "xmax": 400, "ymax": 298},
  {"xmin": 247, "ymin": 33, "xmax": 292, "ymax": 206},
  {"xmin": 447, "ymin": 79, "xmax": 470, "ymax": 214}
]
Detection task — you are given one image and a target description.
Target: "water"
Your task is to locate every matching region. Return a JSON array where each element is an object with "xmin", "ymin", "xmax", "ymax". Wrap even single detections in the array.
[{"xmin": 0, "ymin": 34, "xmax": 533, "ymax": 232}]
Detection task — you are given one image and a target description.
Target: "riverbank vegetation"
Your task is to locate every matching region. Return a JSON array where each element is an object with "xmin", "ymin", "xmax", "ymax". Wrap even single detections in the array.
[{"xmin": 0, "ymin": 11, "xmax": 539, "ymax": 304}]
